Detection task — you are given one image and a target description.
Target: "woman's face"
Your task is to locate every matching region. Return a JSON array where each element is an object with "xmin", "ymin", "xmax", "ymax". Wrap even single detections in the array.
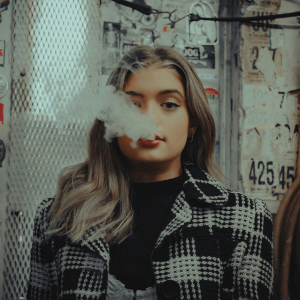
[{"xmin": 117, "ymin": 65, "xmax": 193, "ymax": 174}]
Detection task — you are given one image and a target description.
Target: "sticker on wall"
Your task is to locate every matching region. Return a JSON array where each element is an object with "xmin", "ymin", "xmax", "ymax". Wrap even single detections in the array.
[
  {"xmin": 0, "ymin": 0, "xmax": 10, "ymax": 24},
  {"xmin": 102, "ymin": 22, "xmax": 121, "ymax": 75},
  {"xmin": 0, "ymin": 74, "xmax": 8, "ymax": 98},
  {"xmin": 156, "ymin": 0, "xmax": 219, "ymax": 70},
  {"xmin": 118, "ymin": 0, "xmax": 162, "ymax": 56},
  {"xmin": 0, "ymin": 102, "xmax": 3, "ymax": 125},
  {"xmin": 0, "ymin": 139, "xmax": 6, "ymax": 167},
  {"xmin": 205, "ymin": 88, "xmax": 218, "ymax": 95},
  {"xmin": 185, "ymin": 45, "xmax": 215, "ymax": 69},
  {"xmin": 0, "ymin": 40, "xmax": 5, "ymax": 67},
  {"xmin": 187, "ymin": 1, "xmax": 218, "ymax": 46}
]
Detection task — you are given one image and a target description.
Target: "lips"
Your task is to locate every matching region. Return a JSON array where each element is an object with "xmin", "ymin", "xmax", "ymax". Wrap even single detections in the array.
[{"xmin": 139, "ymin": 134, "xmax": 163, "ymax": 141}]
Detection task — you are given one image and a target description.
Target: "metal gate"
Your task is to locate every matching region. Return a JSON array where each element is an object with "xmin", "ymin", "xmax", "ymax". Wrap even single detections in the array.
[{"xmin": 4, "ymin": 1, "xmax": 102, "ymax": 298}]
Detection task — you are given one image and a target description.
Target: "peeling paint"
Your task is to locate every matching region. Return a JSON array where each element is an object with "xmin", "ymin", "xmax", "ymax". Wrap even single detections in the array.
[
  {"xmin": 256, "ymin": 47, "xmax": 277, "ymax": 84},
  {"xmin": 270, "ymin": 27, "xmax": 285, "ymax": 49}
]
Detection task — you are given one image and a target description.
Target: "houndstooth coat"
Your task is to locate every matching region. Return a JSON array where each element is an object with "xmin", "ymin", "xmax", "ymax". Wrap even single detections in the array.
[{"xmin": 26, "ymin": 161, "xmax": 274, "ymax": 300}]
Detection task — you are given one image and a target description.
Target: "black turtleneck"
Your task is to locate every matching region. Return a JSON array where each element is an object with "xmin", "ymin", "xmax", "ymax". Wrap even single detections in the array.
[{"xmin": 109, "ymin": 174, "xmax": 184, "ymax": 290}]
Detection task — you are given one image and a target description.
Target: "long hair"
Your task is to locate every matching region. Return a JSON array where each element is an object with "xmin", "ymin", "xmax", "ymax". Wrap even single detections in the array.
[{"xmin": 46, "ymin": 46, "xmax": 223, "ymax": 245}]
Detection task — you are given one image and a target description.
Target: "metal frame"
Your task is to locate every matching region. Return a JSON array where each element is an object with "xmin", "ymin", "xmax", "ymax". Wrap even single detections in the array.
[{"xmin": 218, "ymin": 0, "xmax": 241, "ymax": 191}]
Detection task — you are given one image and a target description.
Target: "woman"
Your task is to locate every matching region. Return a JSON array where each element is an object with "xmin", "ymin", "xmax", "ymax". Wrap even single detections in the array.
[{"xmin": 26, "ymin": 46, "xmax": 274, "ymax": 300}]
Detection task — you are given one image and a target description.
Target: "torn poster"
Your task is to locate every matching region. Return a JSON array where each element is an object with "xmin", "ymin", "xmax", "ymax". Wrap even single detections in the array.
[{"xmin": 241, "ymin": 6, "xmax": 283, "ymax": 85}]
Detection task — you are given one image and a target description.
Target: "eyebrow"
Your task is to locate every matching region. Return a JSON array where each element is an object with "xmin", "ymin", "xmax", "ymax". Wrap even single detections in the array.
[{"xmin": 125, "ymin": 89, "xmax": 184, "ymax": 99}]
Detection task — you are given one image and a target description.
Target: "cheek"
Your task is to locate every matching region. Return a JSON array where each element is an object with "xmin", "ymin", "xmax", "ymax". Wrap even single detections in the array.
[
  {"xmin": 169, "ymin": 111, "xmax": 190, "ymax": 133},
  {"xmin": 117, "ymin": 136, "xmax": 131, "ymax": 153}
]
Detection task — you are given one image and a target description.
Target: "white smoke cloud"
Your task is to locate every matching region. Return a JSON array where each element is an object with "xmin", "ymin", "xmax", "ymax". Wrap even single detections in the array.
[{"xmin": 55, "ymin": 84, "xmax": 157, "ymax": 148}]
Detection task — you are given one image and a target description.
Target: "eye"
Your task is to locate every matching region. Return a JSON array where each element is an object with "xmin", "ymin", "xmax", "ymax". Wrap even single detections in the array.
[
  {"xmin": 132, "ymin": 102, "xmax": 180, "ymax": 110},
  {"xmin": 162, "ymin": 102, "xmax": 180, "ymax": 110}
]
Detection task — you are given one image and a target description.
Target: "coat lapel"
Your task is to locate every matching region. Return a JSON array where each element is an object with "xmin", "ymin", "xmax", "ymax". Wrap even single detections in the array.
[
  {"xmin": 153, "ymin": 189, "xmax": 192, "ymax": 250},
  {"xmin": 79, "ymin": 226, "xmax": 110, "ymax": 267},
  {"xmin": 153, "ymin": 161, "xmax": 230, "ymax": 250}
]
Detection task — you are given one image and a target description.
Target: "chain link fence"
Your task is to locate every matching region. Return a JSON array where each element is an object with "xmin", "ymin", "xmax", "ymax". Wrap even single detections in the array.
[{"xmin": 4, "ymin": 1, "xmax": 102, "ymax": 298}]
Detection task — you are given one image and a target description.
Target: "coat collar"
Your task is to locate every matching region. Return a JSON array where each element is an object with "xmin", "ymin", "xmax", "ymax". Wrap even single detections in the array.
[
  {"xmin": 182, "ymin": 161, "xmax": 230, "ymax": 208},
  {"xmin": 153, "ymin": 160, "xmax": 229, "ymax": 250},
  {"xmin": 79, "ymin": 160, "xmax": 230, "ymax": 267}
]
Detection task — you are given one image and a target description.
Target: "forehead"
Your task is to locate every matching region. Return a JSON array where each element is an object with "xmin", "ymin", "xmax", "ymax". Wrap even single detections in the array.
[{"xmin": 124, "ymin": 65, "xmax": 184, "ymax": 92}]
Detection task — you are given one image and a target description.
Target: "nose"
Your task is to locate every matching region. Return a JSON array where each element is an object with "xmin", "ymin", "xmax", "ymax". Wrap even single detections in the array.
[{"xmin": 139, "ymin": 101, "xmax": 160, "ymax": 124}]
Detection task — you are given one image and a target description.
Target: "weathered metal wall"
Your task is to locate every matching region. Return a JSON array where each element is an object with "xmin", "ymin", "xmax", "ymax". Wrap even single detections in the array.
[{"xmin": 239, "ymin": 0, "xmax": 300, "ymax": 214}]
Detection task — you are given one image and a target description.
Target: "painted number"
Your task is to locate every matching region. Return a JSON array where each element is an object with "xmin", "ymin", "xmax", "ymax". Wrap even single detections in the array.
[
  {"xmin": 249, "ymin": 161, "xmax": 257, "ymax": 184},
  {"xmin": 252, "ymin": 46, "xmax": 259, "ymax": 70},
  {"xmin": 258, "ymin": 161, "xmax": 265, "ymax": 185},
  {"xmin": 269, "ymin": 48, "xmax": 277, "ymax": 61},
  {"xmin": 278, "ymin": 91, "xmax": 285, "ymax": 108},
  {"xmin": 266, "ymin": 162, "xmax": 274, "ymax": 185},
  {"xmin": 252, "ymin": 47, "xmax": 277, "ymax": 70},
  {"xmin": 249, "ymin": 161, "xmax": 295, "ymax": 189},
  {"xmin": 0, "ymin": 49, "xmax": 3, "ymax": 56},
  {"xmin": 252, "ymin": 12, "xmax": 271, "ymax": 32},
  {"xmin": 249, "ymin": 161, "xmax": 274, "ymax": 185},
  {"xmin": 279, "ymin": 166, "xmax": 295, "ymax": 189}
]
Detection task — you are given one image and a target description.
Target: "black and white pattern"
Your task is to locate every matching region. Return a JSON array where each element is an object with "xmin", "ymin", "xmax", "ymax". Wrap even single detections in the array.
[{"xmin": 26, "ymin": 161, "xmax": 274, "ymax": 300}]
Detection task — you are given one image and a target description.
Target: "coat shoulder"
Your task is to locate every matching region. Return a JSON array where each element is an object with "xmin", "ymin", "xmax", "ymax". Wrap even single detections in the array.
[
  {"xmin": 227, "ymin": 189, "xmax": 273, "ymax": 220},
  {"xmin": 224, "ymin": 189, "xmax": 273, "ymax": 241}
]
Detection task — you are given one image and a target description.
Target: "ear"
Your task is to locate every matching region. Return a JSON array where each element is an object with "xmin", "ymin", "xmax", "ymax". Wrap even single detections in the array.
[
  {"xmin": 189, "ymin": 126, "xmax": 197, "ymax": 137},
  {"xmin": 188, "ymin": 119, "xmax": 198, "ymax": 136}
]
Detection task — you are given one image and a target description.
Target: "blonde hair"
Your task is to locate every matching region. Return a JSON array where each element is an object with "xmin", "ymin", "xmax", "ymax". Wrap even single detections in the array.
[{"xmin": 46, "ymin": 46, "xmax": 223, "ymax": 244}]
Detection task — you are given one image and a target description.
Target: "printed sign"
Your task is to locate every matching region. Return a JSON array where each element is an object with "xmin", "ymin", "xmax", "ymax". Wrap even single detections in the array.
[
  {"xmin": 184, "ymin": 45, "xmax": 215, "ymax": 69},
  {"xmin": 186, "ymin": 1, "xmax": 218, "ymax": 45},
  {"xmin": 102, "ymin": 22, "xmax": 121, "ymax": 75}
]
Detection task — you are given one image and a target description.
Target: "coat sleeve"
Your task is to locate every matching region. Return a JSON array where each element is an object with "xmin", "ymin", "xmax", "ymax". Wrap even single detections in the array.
[
  {"xmin": 26, "ymin": 198, "xmax": 56, "ymax": 300},
  {"xmin": 26, "ymin": 198, "xmax": 109, "ymax": 300},
  {"xmin": 235, "ymin": 198, "xmax": 274, "ymax": 300}
]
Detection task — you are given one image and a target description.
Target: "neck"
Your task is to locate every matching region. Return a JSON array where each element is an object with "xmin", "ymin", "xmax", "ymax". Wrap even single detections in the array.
[{"xmin": 128, "ymin": 159, "xmax": 183, "ymax": 183}]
